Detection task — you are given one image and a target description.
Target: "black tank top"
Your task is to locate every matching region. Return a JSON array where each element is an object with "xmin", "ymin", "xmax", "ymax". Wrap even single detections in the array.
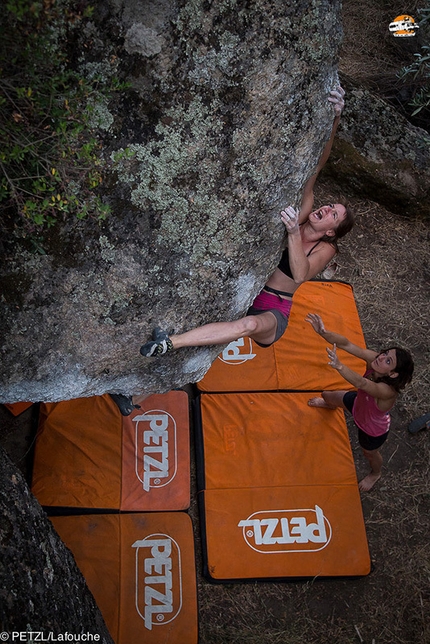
[{"xmin": 277, "ymin": 240, "xmax": 322, "ymax": 279}]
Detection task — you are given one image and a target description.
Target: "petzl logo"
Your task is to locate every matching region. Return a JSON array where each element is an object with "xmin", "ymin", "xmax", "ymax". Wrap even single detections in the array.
[
  {"xmin": 238, "ymin": 506, "xmax": 332, "ymax": 553},
  {"xmin": 133, "ymin": 534, "xmax": 183, "ymax": 630},
  {"xmin": 133, "ymin": 409, "xmax": 177, "ymax": 491},
  {"xmin": 218, "ymin": 338, "xmax": 256, "ymax": 364}
]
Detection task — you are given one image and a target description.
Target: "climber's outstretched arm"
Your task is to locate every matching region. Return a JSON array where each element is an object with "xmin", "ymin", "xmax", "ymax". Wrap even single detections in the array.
[{"xmin": 298, "ymin": 86, "xmax": 345, "ymax": 223}]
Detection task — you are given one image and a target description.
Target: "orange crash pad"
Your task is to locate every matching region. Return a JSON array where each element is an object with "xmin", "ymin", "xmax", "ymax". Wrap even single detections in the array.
[
  {"xmin": 196, "ymin": 392, "xmax": 371, "ymax": 580},
  {"xmin": 197, "ymin": 281, "xmax": 366, "ymax": 393},
  {"xmin": 202, "ymin": 486, "xmax": 369, "ymax": 580},
  {"xmin": 32, "ymin": 391, "xmax": 190, "ymax": 511},
  {"xmin": 51, "ymin": 512, "xmax": 198, "ymax": 644}
]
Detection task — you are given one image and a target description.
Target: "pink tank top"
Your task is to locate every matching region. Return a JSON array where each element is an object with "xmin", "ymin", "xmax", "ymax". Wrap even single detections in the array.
[{"xmin": 352, "ymin": 370, "xmax": 394, "ymax": 437}]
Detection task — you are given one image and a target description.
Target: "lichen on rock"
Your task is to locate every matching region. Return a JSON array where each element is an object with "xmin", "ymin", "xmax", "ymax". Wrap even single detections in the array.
[
  {"xmin": 0, "ymin": 0, "xmax": 343, "ymax": 403},
  {"xmin": 124, "ymin": 23, "xmax": 163, "ymax": 56}
]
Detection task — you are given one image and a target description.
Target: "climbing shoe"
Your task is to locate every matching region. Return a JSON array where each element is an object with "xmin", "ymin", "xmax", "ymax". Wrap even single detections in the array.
[
  {"xmin": 140, "ymin": 327, "xmax": 174, "ymax": 357},
  {"xmin": 109, "ymin": 394, "xmax": 141, "ymax": 417}
]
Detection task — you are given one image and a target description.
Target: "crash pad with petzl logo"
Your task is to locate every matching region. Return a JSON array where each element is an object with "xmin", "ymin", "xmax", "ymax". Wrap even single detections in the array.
[
  {"xmin": 197, "ymin": 281, "xmax": 366, "ymax": 393},
  {"xmin": 51, "ymin": 512, "xmax": 198, "ymax": 644},
  {"xmin": 32, "ymin": 391, "xmax": 190, "ymax": 511},
  {"xmin": 195, "ymin": 391, "xmax": 371, "ymax": 581}
]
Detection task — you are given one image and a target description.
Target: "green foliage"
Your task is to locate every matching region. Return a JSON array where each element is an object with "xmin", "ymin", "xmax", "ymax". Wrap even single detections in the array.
[
  {"xmin": 398, "ymin": 7, "xmax": 430, "ymax": 117},
  {"xmin": 0, "ymin": 0, "xmax": 121, "ymax": 241}
]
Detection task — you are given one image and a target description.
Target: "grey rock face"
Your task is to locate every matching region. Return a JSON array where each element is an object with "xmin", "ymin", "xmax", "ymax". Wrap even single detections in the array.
[
  {"xmin": 324, "ymin": 77, "xmax": 430, "ymax": 217},
  {"xmin": 0, "ymin": 447, "xmax": 114, "ymax": 641},
  {"xmin": 0, "ymin": 0, "xmax": 343, "ymax": 403}
]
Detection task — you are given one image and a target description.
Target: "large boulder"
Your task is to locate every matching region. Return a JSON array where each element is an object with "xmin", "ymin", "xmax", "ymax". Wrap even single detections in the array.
[
  {"xmin": 0, "ymin": 0, "xmax": 343, "ymax": 403},
  {"xmin": 0, "ymin": 447, "xmax": 114, "ymax": 640}
]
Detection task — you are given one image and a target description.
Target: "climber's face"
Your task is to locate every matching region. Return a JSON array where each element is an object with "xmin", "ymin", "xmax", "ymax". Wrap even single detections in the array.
[{"xmin": 308, "ymin": 203, "xmax": 346, "ymax": 237}]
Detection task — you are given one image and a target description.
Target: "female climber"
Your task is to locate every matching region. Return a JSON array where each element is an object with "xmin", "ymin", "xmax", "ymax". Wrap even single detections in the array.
[
  {"xmin": 140, "ymin": 86, "xmax": 354, "ymax": 357},
  {"xmin": 306, "ymin": 313, "xmax": 414, "ymax": 492}
]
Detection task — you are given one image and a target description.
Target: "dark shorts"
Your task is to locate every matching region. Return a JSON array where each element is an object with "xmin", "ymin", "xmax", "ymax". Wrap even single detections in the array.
[
  {"xmin": 343, "ymin": 390, "xmax": 357, "ymax": 413},
  {"xmin": 246, "ymin": 306, "xmax": 289, "ymax": 348},
  {"xmin": 342, "ymin": 391, "xmax": 389, "ymax": 451}
]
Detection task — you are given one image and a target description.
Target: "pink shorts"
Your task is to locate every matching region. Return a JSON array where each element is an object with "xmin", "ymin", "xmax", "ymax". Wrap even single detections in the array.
[
  {"xmin": 246, "ymin": 290, "xmax": 292, "ymax": 347},
  {"xmin": 251, "ymin": 290, "xmax": 293, "ymax": 317}
]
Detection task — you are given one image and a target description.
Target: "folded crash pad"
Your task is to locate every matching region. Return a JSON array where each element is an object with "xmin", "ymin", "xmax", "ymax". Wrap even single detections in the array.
[
  {"xmin": 196, "ymin": 391, "xmax": 371, "ymax": 581},
  {"xmin": 51, "ymin": 512, "xmax": 198, "ymax": 644},
  {"xmin": 198, "ymin": 281, "xmax": 366, "ymax": 392},
  {"xmin": 32, "ymin": 391, "xmax": 190, "ymax": 511}
]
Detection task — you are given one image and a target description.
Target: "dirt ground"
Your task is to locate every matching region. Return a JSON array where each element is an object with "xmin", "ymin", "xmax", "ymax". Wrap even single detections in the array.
[{"xmin": 1, "ymin": 2, "xmax": 429, "ymax": 642}]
